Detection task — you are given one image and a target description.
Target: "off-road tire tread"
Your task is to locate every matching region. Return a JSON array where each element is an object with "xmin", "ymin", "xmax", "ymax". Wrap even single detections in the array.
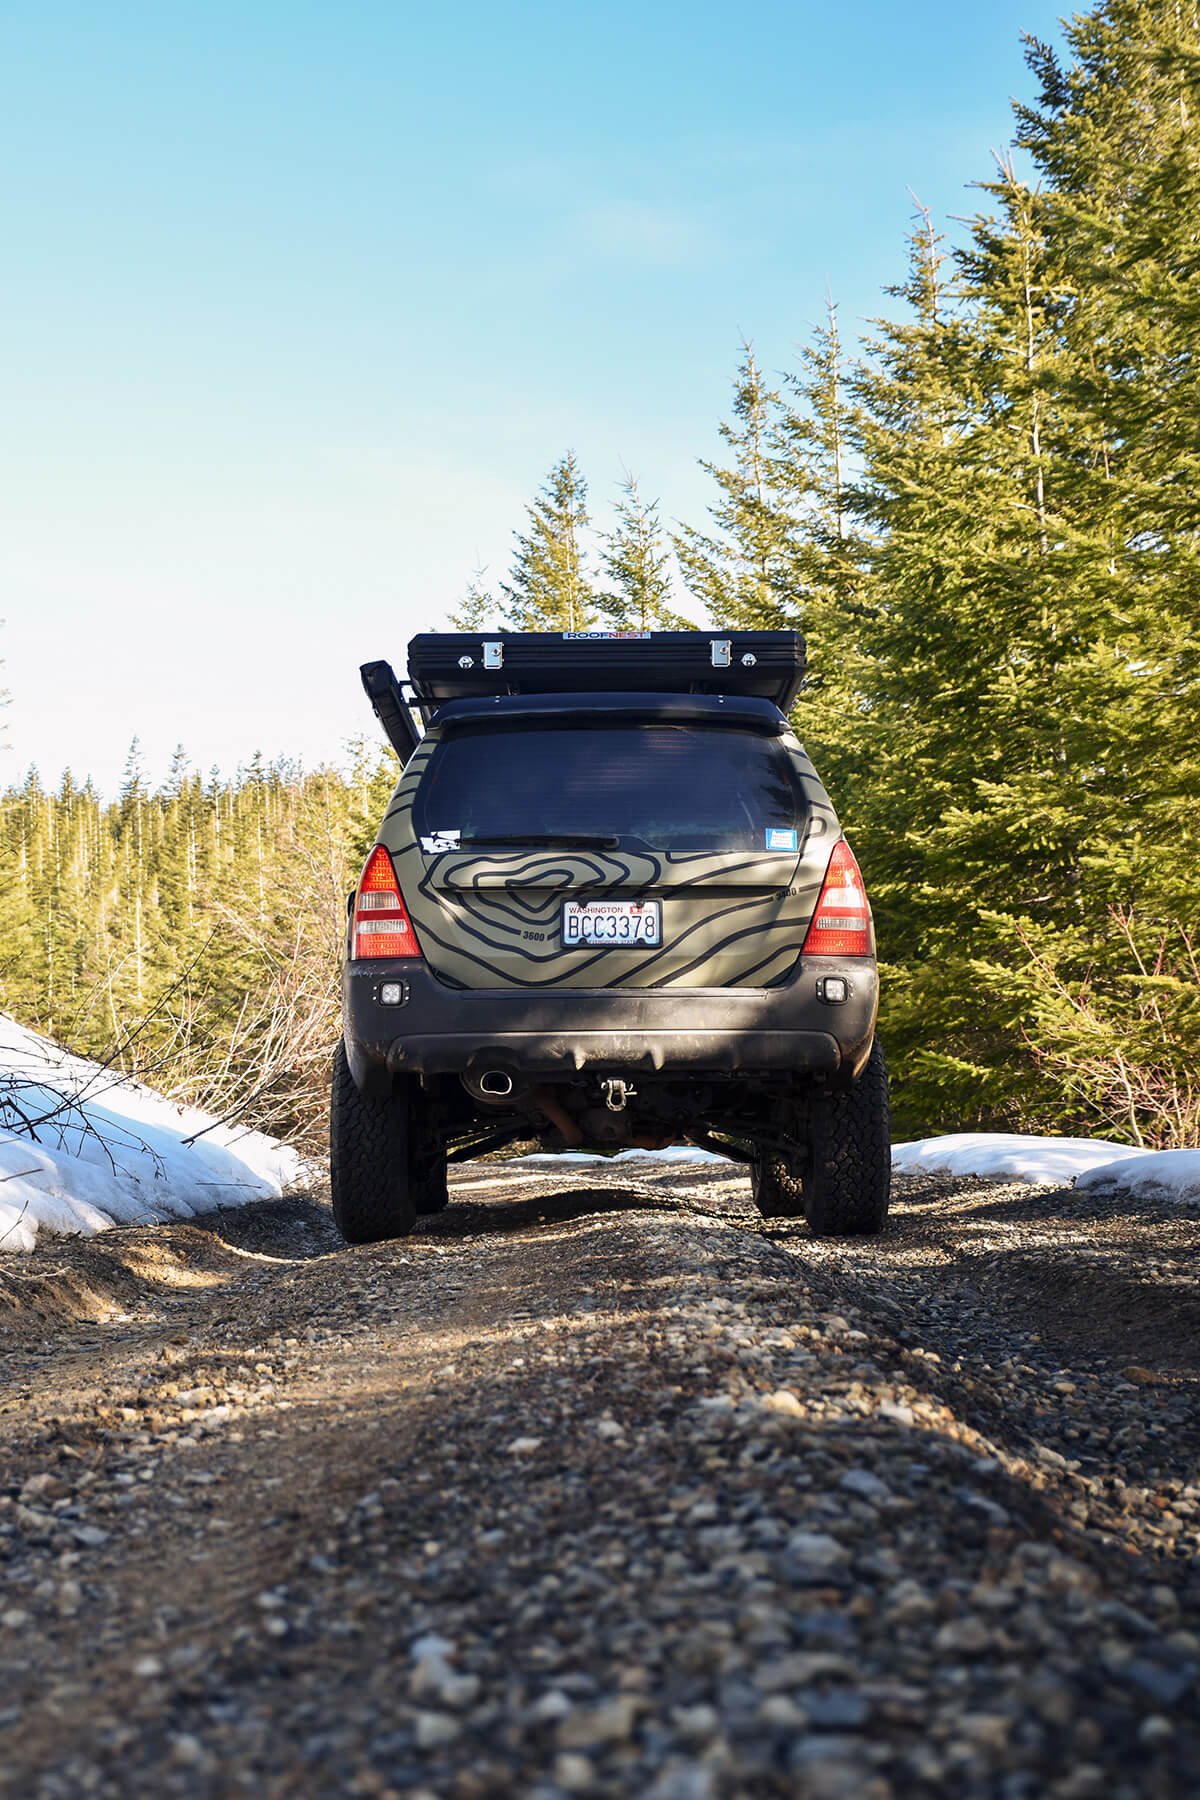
[
  {"xmin": 329, "ymin": 1039, "xmax": 419, "ymax": 1244},
  {"xmin": 751, "ymin": 1156, "xmax": 806, "ymax": 1219},
  {"xmin": 803, "ymin": 1036, "xmax": 891, "ymax": 1237}
]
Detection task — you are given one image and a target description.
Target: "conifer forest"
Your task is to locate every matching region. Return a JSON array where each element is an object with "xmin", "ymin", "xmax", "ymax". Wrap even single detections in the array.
[{"xmin": 3, "ymin": 0, "xmax": 1198, "ymax": 1153}]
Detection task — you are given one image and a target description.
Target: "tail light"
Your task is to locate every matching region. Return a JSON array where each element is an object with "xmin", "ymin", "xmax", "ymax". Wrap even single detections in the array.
[
  {"xmin": 801, "ymin": 839, "xmax": 873, "ymax": 957},
  {"xmin": 351, "ymin": 845, "xmax": 422, "ymax": 961}
]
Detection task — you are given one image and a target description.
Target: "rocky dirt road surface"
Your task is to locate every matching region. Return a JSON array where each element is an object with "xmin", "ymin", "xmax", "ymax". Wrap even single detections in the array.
[{"xmin": 1, "ymin": 1161, "xmax": 1199, "ymax": 1799}]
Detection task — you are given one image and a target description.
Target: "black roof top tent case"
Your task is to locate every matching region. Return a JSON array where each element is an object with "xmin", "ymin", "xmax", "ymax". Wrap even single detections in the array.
[{"xmin": 405, "ymin": 630, "xmax": 807, "ymax": 720}]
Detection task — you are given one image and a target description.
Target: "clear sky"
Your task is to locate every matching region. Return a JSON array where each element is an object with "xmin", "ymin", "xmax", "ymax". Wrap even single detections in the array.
[{"xmin": 1, "ymin": 0, "xmax": 1067, "ymax": 795}]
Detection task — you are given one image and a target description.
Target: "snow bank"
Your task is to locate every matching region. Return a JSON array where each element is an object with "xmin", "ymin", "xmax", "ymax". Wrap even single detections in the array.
[
  {"xmin": 0, "ymin": 1014, "xmax": 305, "ymax": 1252},
  {"xmin": 507, "ymin": 1147, "xmax": 731, "ymax": 1168},
  {"xmin": 511, "ymin": 1133, "xmax": 1200, "ymax": 1208},
  {"xmin": 892, "ymin": 1131, "xmax": 1200, "ymax": 1208},
  {"xmin": 891, "ymin": 1132, "xmax": 1144, "ymax": 1187},
  {"xmin": 1076, "ymin": 1148, "xmax": 1200, "ymax": 1207}
]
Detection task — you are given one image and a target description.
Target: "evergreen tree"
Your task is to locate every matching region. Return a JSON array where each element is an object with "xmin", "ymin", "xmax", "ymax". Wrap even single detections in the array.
[
  {"xmin": 676, "ymin": 316, "xmax": 878, "ymax": 791},
  {"xmin": 0, "ymin": 741, "xmax": 400, "ymax": 1150},
  {"xmin": 501, "ymin": 452, "xmax": 596, "ymax": 630},
  {"xmin": 598, "ymin": 471, "xmax": 690, "ymax": 631},
  {"xmin": 675, "ymin": 343, "xmax": 805, "ymax": 630},
  {"xmin": 165, "ymin": 745, "xmax": 191, "ymax": 796},
  {"xmin": 449, "ymin": 570, "xmax": 500, "ymax": 632},
  {"xmin": 770, "ymin": 294, "xmax": 878, "ymax": 777},
  {"xmin": 843, "ymin": 8, "xmax": 1200, "ymax": 1137},
  {"xmin": 1011, "ymin": 0, "xmax": 1200, "ymax": 928},
  {"xmin": 846, "ymin": 173, "xmax": 1106, "ymax": 1129}
]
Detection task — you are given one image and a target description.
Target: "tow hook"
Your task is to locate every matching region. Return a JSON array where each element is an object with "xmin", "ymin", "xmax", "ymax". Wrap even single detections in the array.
[{"xmin": 602, "ymin": 1079, "xmax": 636, "ymax": 1113}]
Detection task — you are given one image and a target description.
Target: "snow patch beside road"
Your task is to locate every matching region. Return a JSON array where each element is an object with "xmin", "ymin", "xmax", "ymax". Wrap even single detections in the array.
[
  {"xmin": 893, "ymin": 1131, "xmax": 1200, "ymax": 1207},
  {"xmin": 1075, "ymin": 1148, "xmax": 1200, "ymax": 1205},
  {"xmin": 890, "ymin": 1132, "xmax": 1145, "ymax": 1186},
  {"xmin": 0, "ymin": 1014, "xmax": 304, "ymax": 1252},
  {"xmin": 524, "ymin": 1136, "xmax": 1200, "ymax": 1211},
  {"xmin": 507, "ymin": 1147, "xmax": 730, "ymax": 1168}
]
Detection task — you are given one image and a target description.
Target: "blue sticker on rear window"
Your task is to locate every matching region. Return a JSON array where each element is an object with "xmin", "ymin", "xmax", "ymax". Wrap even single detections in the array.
[{"xmin": 766, "ymin": 827, "xmax": 798, "ymax": 852}]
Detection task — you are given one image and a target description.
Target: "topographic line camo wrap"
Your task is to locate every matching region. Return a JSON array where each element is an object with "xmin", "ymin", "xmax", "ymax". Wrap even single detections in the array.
[{"xmin": 377, "ymin": 735, "xmax": 840, "ymax": 991}]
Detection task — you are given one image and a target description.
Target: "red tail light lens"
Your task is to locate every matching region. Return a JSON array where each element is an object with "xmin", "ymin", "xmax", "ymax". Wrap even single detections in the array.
[
  {"xmin": 801, "ymin": 839, "xmax": 873, "ymax": 957},
  {"xmin": 352, "ymin": 845, "xmax": 422, "ymax": 961}
]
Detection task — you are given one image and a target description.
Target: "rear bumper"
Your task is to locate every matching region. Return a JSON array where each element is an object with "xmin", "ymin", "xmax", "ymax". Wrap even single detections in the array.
[{"xmin": 342, "ymin": 960, "xmax": 878, "ymax": 1095}]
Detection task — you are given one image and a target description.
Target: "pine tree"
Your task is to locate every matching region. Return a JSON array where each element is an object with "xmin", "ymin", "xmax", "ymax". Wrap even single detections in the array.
[
  {"xmin": 0, "ymin": 767, "xmax": 40, "ymax": 1021},
  {"xmin": 501, "ymin": 453, "xmax": 596, "ymax": 631},
  {"xmin": 448, "ymin": 570, "xmax": 499, "ymax": 632},
  {"xmin": 675, "ymin": 343, "xmax": 805, "ymax": 630},
  {"xmin": 165, "ymin": 745, "xmax": 191, "ymax": 797},
  {"xmin": 842, "ymin": 8, "xmax": 1200, "ymax": 1138},
  {"xmin": 598, "ymin": 470, "xmax": 691, "ymax": 631},
  {"xmin": 770, "ymin": 293, "xmax": 878, "ymax": 776},
  {"xmin": 1011, "ymin": 0, "xmax": 1200, "ymax": 928},
  {"xmin": 844, "ymin": 186, "xmax": 1084, "ymax": 1129}
]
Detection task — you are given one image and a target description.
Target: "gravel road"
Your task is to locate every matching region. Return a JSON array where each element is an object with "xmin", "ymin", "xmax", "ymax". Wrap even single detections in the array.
[{"xmin": 1, "ymin": 1160, "xmax": 1199, "ymax": 1799}]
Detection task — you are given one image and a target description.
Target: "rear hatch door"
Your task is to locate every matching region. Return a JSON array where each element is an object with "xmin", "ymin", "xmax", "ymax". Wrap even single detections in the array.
[{"xmin": 391, "ymin": 704, "xmax": 834, "ymax": 989}]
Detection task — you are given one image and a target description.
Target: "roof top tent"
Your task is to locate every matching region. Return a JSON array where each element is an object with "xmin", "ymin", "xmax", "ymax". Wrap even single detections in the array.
[
  {"xmin": 406, "ymin": 630, "xmax": 807, "ymax": 721},
  {"xmin": 360, "ymin": 630, "xmax": 807, "ymax": 764}
]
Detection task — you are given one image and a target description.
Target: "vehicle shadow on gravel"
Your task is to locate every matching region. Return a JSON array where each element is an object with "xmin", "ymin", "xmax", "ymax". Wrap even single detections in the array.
[
  {"xmin": 417, "ymin": 1183, "xmax": 736, "ymax": 1241},
  {"xmin": 180, "ymin": 1177, "xmax": 747, "ymax": 1265},
  {"xmin": 767, "ymin": 1247, "xmax": 1200, "ymax": 1478},
  {"xmin": 942, "ymin": 1252, "xmax": 1200, "ymax": 1380}
]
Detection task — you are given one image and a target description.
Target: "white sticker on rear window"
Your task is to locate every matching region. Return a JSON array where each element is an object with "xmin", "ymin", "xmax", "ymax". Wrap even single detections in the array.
[
  {"xmin": 420, "ymin": 829, "xmax": 461, "ymax": 853},
  {"xmin": 765, "ymin": 827, "xmax": 798, "ymax": 852}
]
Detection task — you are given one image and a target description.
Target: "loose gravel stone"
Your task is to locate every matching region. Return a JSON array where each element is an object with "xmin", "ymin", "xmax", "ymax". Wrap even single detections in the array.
[{"xmin": 1, "ymin": 1164, "xmax": 1199, "ymax": 1797}]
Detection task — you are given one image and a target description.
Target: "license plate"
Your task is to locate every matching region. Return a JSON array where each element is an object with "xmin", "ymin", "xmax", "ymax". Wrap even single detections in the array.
[{"xmin": 562, "ymin": 899, "xmax": 662, "ymax": 948}]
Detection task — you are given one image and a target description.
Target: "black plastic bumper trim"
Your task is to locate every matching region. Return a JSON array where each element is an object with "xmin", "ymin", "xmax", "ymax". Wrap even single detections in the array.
[
  {"xmin": 386, "ymin": 1028, "xmax": 841, "ymax": 1076},
  {"xmin": 343, "ymin": 959, "xmax": 878, "ymax": 1093}
]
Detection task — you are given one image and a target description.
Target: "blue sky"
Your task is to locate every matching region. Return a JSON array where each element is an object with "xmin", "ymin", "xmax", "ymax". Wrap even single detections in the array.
[{"xmin": 1, "ymin": 0, "xmax": 1067, "ymax": 793}]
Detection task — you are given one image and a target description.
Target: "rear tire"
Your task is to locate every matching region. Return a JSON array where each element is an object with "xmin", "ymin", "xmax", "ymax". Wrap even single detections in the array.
[
  {"xmin": 750, "ymin": 1154, "xmax": 806, "ymax": 1220},
  {"xmin": 330, "ymin": 1039, "xmax": 440, "ymax": 1244},
  {"xmin": 803, "ymin": 1037, "xmax": 891, "ymax": 1237},
  {"xmin": 413, "ymin": 1144, "xmax": 450, "ymax": 1215}
]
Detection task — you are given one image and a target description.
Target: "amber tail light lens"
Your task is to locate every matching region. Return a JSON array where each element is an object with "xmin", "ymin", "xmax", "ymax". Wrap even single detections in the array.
[
  {"xmin": 351, "ymin": 845, "xmax": 423, "ymax": 961},
  {"xmin": 801, "ymin": 839, "xmax": 873, "ymax": 957}
]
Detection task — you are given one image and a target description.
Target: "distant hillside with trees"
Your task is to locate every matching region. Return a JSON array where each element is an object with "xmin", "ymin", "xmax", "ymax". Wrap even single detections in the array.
[{"xmin": 0, "ymin": 748, "xmax": 397, "ymax": 1155}]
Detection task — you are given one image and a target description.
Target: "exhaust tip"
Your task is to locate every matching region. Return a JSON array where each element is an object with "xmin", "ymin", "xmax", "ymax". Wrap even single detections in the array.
[{"xmin": 479, "ymin": 1070, "xmax": 514, "ymax": 1097}]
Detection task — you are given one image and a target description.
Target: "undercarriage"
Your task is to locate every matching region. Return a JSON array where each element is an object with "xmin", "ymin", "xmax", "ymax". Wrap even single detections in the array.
[{"xmin": 427, "ymin": 1068, "xmax": 819, "ymax": 1167}]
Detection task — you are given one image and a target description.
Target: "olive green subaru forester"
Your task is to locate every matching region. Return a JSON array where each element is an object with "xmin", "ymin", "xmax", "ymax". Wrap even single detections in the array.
[{"xmin": 332, "ymin": 631, "xmax": 889, "ymax": 1243}]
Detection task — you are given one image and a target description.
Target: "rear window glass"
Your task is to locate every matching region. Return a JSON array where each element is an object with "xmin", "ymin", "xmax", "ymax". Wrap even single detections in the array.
[{"xmin": 413, "ymin": 724, "xmax": 806, "ymax": 854}]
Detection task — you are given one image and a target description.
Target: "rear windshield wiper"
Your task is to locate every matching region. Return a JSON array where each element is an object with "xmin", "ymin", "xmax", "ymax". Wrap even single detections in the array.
[{"xmin": 457, "ymin": 832, "xmax": 621, "ymax": 851}]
